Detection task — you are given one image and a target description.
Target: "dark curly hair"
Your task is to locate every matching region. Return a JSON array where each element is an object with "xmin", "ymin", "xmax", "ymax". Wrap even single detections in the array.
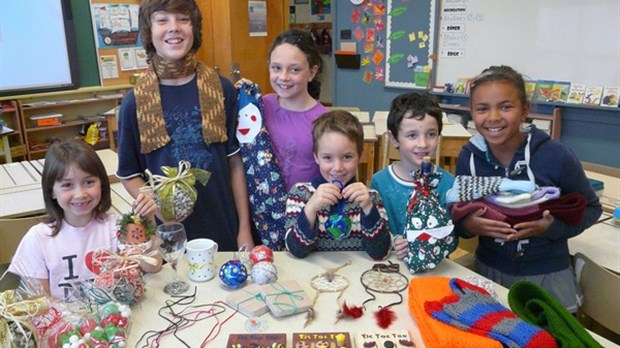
[
  {"xmin": 469, "ymin": 65, "xmax": 528, "ymax": 108},
  {"xmin": 269, "ymin": 29, "xmax": 323, "ymax": 100},
  {"xmin": 387, "ymin": 92, "xmax": 443, "ymax": 139}
]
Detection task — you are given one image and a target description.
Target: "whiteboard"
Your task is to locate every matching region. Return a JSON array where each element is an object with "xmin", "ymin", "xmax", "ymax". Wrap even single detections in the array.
[{"xmin": 435, "ymin": 0, "xmax": 620, "ymax": 87}]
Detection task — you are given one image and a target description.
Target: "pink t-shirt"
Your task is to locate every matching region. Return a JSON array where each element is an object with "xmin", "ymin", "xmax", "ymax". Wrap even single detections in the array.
[
  {"xmin": 263, "ymin": 94, "xmax": 328, "ymax": 190},
  {"xmin": 9, "ymin": 214, "xmax": 119, "ymax": 299}
]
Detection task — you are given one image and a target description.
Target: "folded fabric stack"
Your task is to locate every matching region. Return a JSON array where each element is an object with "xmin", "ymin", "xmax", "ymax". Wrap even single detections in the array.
[{"xmin": 446, "ymin": 175, "xmax": 587, "ymax": 225}]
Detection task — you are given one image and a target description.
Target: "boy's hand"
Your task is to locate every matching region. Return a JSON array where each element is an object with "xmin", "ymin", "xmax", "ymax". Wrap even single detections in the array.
[
  {"xmin": 393, "ymin": 235, "xmax": 409, "ymax": 260},
  {"xmin": 305, "ymin": 183, "xmax": 342, "ymax": 217},
  {"xmin": 462, "ymin": 208, "xmax": 517, "ymax": 240},
  {"xmin": 132, "ymin": 191, "xmax": 158, "ymax": 220},
  {"xmin": 507, "ymin": 210, "xmax": 554, "ymax": 241},
  {"xmin": 342, "ymin": 182, "xmax": 373, "ymax": 215}
]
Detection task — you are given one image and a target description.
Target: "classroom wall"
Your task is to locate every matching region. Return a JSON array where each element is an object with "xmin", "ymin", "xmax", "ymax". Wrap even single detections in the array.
[{"xmin": 332, "ymin": 1, "xmax": 620, "ymax": 169}]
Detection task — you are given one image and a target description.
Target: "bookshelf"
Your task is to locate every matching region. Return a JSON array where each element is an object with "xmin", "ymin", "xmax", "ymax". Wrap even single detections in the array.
[{"xmin": 0, "ymin": 85, "xmax": 130, "ymax": 161}]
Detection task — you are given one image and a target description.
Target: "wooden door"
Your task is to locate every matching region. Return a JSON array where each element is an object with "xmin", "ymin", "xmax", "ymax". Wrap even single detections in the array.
[{"xmin": 196, "ymin": 0, "xmax": 287, "ymax": 94}]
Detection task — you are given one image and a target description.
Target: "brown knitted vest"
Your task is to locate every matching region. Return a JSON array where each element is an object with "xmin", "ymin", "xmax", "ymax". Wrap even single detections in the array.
[{"xmin": 134, "ymin": 53, "xmax": 227, "ymax": 154}]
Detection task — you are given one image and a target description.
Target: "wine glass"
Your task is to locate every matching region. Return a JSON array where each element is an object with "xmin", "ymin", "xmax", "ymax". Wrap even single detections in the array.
[{"xmin": 157, "ymin": 222, "xmax": 189, "ymax": 295}]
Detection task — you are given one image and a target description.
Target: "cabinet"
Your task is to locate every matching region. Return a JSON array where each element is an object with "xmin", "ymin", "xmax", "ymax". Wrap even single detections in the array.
[
  {"xmin": 0, "ymin": 86, "xmax": 130, "ymax": 162},
  {"xmin": 0, "ymin": 101, "xmax": 27, "ymax": 162}
]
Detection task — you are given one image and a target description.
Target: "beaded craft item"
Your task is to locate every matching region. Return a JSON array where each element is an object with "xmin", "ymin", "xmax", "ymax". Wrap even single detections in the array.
[{"xmin": 305, "ymin": 261, "xmax": 351, "ymax": 327}]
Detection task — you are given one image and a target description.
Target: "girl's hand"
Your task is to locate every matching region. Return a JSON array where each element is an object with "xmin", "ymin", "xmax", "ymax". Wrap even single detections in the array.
[
  {"xmin": 462, "ymin": 207, "xmax": 517, "ymax": 240},
  {"xmin": 305, "ymin": 183, "xmax": 342, "ymax": 217},
  {"xmin": 393, "ymin": 236, "xmax": 409, "ymax": 260},
  {"xmin": 132, "ymin": 192, "xmax": 157, "ymax": 220},
  {"xmin": 342, "ymin": 182, "xmax": 373, "ymax": 215},
  {"xmin": 507, "ymin": 210, "xmax": 555, "ymax": 241},
  {"xmin": 234, "ymin": 78, "xmax": 254, "ymax": 89}
]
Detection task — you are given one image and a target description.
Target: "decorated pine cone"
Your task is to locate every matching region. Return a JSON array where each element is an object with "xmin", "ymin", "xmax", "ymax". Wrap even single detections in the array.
[
  {"xmin": 144, "ymin": 161, "xmax": 210, "ymax": 221},
  {"xmin": 117, "ymin": 213, "xmax": 156, "ymax": 245}
]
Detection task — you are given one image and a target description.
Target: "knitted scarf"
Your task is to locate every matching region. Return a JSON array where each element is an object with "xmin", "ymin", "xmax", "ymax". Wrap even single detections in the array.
[{"xmin": 134, "ymin": 52, "xmax": 227, "ymax": 154}]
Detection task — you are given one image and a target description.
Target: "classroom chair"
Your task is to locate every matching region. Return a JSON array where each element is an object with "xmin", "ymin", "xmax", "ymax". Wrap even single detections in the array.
[
  {"xmin": 0, "ymin": 214, "xmax": 47, "ymax": 264},
  {"xmin": 0, "ymin": 262, "xmax": 20, "ymax": 292},
  {"xmin": 573, "ymin": 252, "xmax": 620, "ymax": 338},
  {"xmin": 451, "ymin": 236, "xmax": 478, "ymax": 270}
]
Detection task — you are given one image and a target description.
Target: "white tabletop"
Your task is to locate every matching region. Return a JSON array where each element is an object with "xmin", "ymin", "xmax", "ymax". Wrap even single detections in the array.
[
  {"xmin": 128, "ymin": 251, "xmax": 616, "ymax": 347},
  {"xmin": 569, "ymin": 218, "xmax": 620, "ymax": 273}
]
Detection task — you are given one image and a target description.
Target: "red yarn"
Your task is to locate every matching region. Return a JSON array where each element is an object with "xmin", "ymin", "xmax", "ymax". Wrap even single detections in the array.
[{"xmin": 374, "ymin": 307, "xmax": 397, "ymax": 329}]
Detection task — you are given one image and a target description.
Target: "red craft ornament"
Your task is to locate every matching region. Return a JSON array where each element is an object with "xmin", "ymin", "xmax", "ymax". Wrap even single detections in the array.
[
  {"xmin": 249, "ymin": 245, "xmax": 274, "ymax": 264},
  {"xmin": 374, "ymin": 306, "xmax": 397, "ymax": 329}
]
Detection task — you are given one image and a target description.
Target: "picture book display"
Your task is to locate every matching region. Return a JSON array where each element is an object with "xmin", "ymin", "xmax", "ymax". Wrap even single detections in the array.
[
  {"xmin": 525, "ymin": 80, "xmax": 537, "ymax": 100},
  {"xmin": 226, "ymin": 333, "xmax": 286, "ymax": 347},
  {"xmin": 583, "ymin": 85, "xmax": 603, "ymax": 106},
  {"xmin": 566, "ymin": 83, "xmax": 586, "ymax": 104},
  {"xmin": 532, "ymin": 80, "xmax": 555, "ymax": 102},
  {"xmin": 356, "ymin": 330, "xmax": 415, "ymax": 347},
  {"xmin": 600, "ymin": 86, "xmax": 619, "ymax": 107},
  {"xmin": 292, "ymin": 332, "xmax": 352, "ymax": 347},
  {"xmin": 549, "ymin": 81, "xmax": 570, "ymax": 102}
]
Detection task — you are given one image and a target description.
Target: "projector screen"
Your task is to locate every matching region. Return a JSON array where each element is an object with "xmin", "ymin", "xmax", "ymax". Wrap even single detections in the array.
[{"xmin": 0, "ymin": 0, "xmax": 80, "ymax": 96}]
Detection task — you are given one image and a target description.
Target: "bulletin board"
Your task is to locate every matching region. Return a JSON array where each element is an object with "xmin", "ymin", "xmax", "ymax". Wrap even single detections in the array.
[
  {"xmin": 385, "ymin": 0, "xmax": 437, "ymax": 89},
  {"xmin": 90, "ymin": 0, "xmax": 147, "ymax": 87},
  {"xmin": 435, "ymin": 0, "xmax": 620, "ymax": 87}
]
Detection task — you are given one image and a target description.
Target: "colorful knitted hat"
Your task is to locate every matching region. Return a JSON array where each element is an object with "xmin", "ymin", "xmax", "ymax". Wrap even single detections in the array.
[
  {"xmin": 408, "ymin": 276, "xmax": 503, "ymax": 348},
  {"xmin": 403, "ymin": 162, "xmax": 456, "ymax": 273},
  {"xmin": 425, "ymin": 278, "xmax": 557, "ymax": 348},
  {"xmin": 236, "ymin": 82, "xmax": 288, "ymax": 250},
  {"xmin": 508, "ymin": 281, "xmax": 603, "ymax": 348}
]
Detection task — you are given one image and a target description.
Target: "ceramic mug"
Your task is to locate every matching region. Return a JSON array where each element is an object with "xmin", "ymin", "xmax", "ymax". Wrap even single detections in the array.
[{"xmin": 186, "ymin": 238, "xmax": 218, "ymax": 282}]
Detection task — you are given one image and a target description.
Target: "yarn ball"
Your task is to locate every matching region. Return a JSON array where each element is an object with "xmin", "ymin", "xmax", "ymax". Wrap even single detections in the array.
[
  {"xmin": 219, "ymin": 259, "xmax": 248, "ymax": 288},
  {"xmin": 251, "ymin": 261, "xmax": 278, "ymax": 285},
  {"xmin": 249, "ymin": 245, "xmax": 274, "ymax": 264}
]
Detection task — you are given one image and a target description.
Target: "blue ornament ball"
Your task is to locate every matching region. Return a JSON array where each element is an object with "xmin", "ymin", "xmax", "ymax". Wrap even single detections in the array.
[{"xmin": 219, "ymin": 259, "xmax": 248, "ymax": 288}]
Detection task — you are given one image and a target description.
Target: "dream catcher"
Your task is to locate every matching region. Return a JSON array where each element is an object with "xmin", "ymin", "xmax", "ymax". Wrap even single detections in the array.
[
  {"xmin": 304, "ymin": 261, "xmax": 351, "ymax": 327},
  {"xmin": 360, "ymin": 261, "xmax": 409, "ymax": 328}
]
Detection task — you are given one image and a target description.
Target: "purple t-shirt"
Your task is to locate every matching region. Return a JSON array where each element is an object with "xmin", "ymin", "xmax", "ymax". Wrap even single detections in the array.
[{"xmin": 263, "ymin": 94, "xmax": 328, "ymax": 190}]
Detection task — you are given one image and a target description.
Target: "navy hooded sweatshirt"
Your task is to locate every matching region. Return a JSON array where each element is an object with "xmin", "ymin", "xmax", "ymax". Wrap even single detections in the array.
[{"xmin": 454, "ymin": 125, "xmax": 602, "ymax": 276}]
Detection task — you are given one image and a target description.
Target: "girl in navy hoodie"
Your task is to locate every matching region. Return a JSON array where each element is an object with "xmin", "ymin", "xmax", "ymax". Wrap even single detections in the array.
[{"xmin": 454, "ymin": 65, "xmax": 601, "ymax": 312}]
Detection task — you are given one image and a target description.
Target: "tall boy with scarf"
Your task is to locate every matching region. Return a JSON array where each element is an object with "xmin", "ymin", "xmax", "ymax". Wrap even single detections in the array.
[{"xmin": 116, "ymin": 0, "xmax": 253, "ymax": 251}]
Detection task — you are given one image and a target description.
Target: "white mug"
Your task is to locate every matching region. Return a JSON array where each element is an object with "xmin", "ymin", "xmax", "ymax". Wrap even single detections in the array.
[{"xmin": 186, "ymin": 238, "xmax": 218, "ymax": 282}]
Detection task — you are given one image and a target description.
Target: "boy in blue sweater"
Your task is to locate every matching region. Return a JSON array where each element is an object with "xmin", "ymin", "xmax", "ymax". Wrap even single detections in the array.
[
  {"xmin": 285, "ymin": 110, "xmax": 391, "ymax": 260},
  {"xmin": 454, "ymin": 65, "xmax": 602, "ymax": 312}
]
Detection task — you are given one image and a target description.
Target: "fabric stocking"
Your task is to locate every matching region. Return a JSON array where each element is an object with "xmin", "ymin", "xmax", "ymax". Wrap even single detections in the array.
[{"xmin": 425, "ymin": 278, "xmax": 557, "ymax": 348}]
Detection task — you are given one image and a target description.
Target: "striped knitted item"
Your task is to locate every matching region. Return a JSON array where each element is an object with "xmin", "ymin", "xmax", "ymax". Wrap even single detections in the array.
[
  {"xmin": 446, "ymin": 176, "xmax": 536, "ymax": 204},
  {"xmin": 408, "ymin": 277, "xmax": 502, "ymax": 348},
  {"xmin": 425, "ymin": 278, "xmax": 557, "ymax": 348}
]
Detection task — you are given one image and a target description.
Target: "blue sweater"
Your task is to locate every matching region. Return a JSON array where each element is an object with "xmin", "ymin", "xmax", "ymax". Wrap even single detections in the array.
[{"xmin": 454, "ymin": 126, "xmax": 601, "ymax": 275}]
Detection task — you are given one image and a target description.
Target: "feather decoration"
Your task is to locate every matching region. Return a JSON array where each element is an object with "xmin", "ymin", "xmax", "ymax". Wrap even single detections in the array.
[
  {"xmin": 335, "ymin": 301, "xmax": 364, "ymax": 323},
  {"xmin": 374, "ymin": 306, "xmax": 397, "ymax": 329},
  {"xmin": 342, "ymin": 302, "xmax": 364, "ymax": 318}
]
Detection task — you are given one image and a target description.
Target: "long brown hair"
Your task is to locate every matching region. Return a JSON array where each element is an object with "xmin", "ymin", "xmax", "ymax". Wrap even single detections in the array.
[{"xmin": 42, "ymin": 140, "xmax": 111, "ymax": 236}]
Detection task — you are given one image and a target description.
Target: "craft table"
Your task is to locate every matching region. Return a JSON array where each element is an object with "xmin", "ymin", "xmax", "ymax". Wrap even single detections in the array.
[
  {"xmin": 0, "ymin": 150, "xmax": 125, "ymax": 218},
  {"xmin": 128, "ymin": 251, "xmax": 616, "ymax": 347}
]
